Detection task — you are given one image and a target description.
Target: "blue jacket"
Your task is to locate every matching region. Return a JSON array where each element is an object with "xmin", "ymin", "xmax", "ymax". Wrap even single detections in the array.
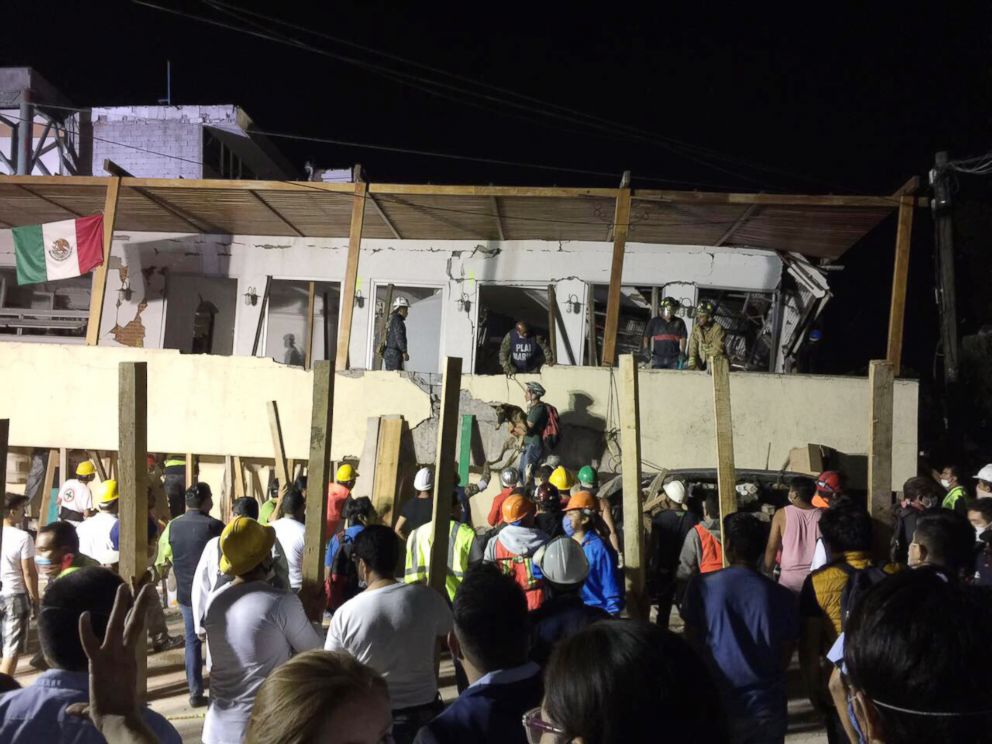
[
  {"xmin": 579, "ymin": 532, "xmax": 625, "ymax": 615},
  {"xmin": 325, "ymin": 524, "xmax": 366, "ymax": 568},
  {"xmin": 530, "ymin": 594, "xmax": 609, "ymax": 667},
  {"xmin": 414, "ymin": 663, "xmax": 542, "ymax": 744}
]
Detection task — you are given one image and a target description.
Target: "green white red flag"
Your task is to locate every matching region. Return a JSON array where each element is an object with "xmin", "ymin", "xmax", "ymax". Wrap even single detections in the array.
[{"xmin": 11, "ymin": 214, "xmax": 104, "ymax": 285}]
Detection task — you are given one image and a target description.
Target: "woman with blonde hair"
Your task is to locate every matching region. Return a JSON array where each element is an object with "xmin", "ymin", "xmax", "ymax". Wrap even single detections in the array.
[{"xmin": 245, "ymin": 650, "xmax": 392, "ymax": 744}]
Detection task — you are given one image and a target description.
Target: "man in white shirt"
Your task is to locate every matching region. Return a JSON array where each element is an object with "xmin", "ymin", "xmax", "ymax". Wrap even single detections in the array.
[
  {"xmin": 203, "ymin": 516, "xmax": 324, "ymax": 744},
  {"xmin": 326, "ymin": 524, "xmax": 453, "ymax": 744},
  {"xmin": 1, "ymin": 495, "xmax": 39, "ymax": 676},
  {"xmin": 270, "ymin": 489, "xmax": 306, "ymax": 590},
  {"xmin": 75, "ymin": 480, "xmax": 120, "ymax": 566},
  {"xmin": 55, "ymin": 461, "xmax": 97, "ymax": 523}
]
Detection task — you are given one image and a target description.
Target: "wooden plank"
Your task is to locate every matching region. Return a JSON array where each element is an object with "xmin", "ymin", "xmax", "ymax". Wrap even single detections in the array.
[
  {"xmin": 641, "ymin": 468, "xmax": 671, "ymax": 515},
  {"xmin": 368, "ymin": 194, "xmax": 402, "ymax": 239},
  {"xmin": 38, "ymin": 449, "xmax": 58, "ymax": 527},
  {"xmin": 102, "ymin": 159, "xmax": 134, "ymax": 178},
  {"xmin": 267, "ymin": 401, "xmax": 290, "ymax": 507},
  {"xmin": 885, "ymin": 195, "xmax": 914, "ymax": 376},
  {"xmin": 373, "ymin": 284, "xmax": 394, "ymax": 371},
  {"xmin": 222, "ymin": 456, "xmax": 234, "ymax": 522},
  {"xmin": 619, "ymin": 355, "xmax": 648, "ymax": 620},
  {"xmin": 249, "ymin": 189, "xmax": 305, "ymax": 237},
  {"xmin": 304, "ymin": 361, "xmax": 334, "ymax": 605},
  {"xmin": 545, "ymin": 285, "xmax": 558, "ymax": 365},
  {"xmin": 17, "ymin": 184, "xmax": 83, "ymax": 217},
  {"xmin": 586, "ymin": 290, "xmax": 599, "ymax": 366},
  {"xmin": 232, "ymin": 456, "xmax": 246, "ymax": 499},
  {"xmin": 88, "ymin": 450, "xmax": 108, "ymax": 481},
  {"xmin": 304, "ymin": 281, "xmax": 317, "ymax": 370},
  {"xmin": 890, "ymin": 176, "xmax": 920, "ymax": 196},
  {"xmin": 185, "ymin": 454, "xmax": 195, "ymax": 490},
  {"xmin": 118, "ymin": 362, "xmax": 148, "ymax": 696},
  {"xmin": 715, "ymin": 203, "xmax": 761, "ymax": 246},
  {"xmin": 601, "ymin": 173, "xmax": 632, "ymax": 367},
  {"xmin": 251, "ymin": 275, "xmax": 273, "ymax": 357},
  {"xmin": 491, "ymin": 196, "xmax": 506, "ymax": 240},
  {"xmin": 336, "ymin": 179, "xmax": 368, "ymax": 371},
  {"xmin": 427, "ymin": 357, "xmax": 463, "ymax": 597},
  {"xmin": 371, "ymin": 417, "xmax": 404, "ymax": 526},
  {"xmin": 84, "ymin": 176, "xmax": 121, "ymax": 346},
  {"xmin": 631, "ymin": 190, "xmax": 911, "ymax": 209},
  {"xmin": 369, "ymin": 183, "xmax": 619, "ymax": 198},
  {"xmin": 868, "ymin": 360, "xmax": 895, "ymax": 558},
  {"xmin": 0, "ymin": 421, "xmax": 6, "ymax": 561},
  {"xmin": 59, "ymin": 448, "xmax": 67, "ymax": 489},
  {"xmin": 650, "ymin": 287, "xmax": 660, "ymax": 319},
  {"xmin": 711, "ymin": 356, "xmax": 737, "ymax": 567}
]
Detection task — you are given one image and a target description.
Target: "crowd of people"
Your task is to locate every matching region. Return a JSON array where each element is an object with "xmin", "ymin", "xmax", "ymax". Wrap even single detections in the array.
[{"xmin": 0, "ymin": 445, "xmax": 990, "ymax": 744}]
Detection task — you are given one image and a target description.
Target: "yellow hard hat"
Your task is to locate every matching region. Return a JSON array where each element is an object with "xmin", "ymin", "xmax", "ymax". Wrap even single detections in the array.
[
  {"xmin": 219, "ymin": 517, "xmax": 276, "ymax": 576},
  {"xmin": 76, "ymin": 461, "xmax": 96, "ymax": 477},
  {"xmin": 549, "ymin": 466, "xmax": 574, "ymax": 491},
  {"xmin": 97, "ymin": 479, "xmax": 119, "ymax": 505},
  {"xmin": 336, "ymin": 463, "xmax": 357, "ymax": 482}
]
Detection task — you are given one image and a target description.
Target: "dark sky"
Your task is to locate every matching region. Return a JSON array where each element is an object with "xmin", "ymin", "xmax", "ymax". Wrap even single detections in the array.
[{"xmin": 4, "ymin": 1, "xmax": 992, "ymax": 385}]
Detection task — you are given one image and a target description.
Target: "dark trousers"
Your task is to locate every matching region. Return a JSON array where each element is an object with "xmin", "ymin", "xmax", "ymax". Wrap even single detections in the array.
[
  {"xmin": 652, "ymin": 354, "xmax": 680, "ymax": 369},
  {"xmin": 178, "ymin": 603, "xmax": 203, "ymax": 698},
  {"xmin": 383, "ymin": 349, "xmax": 405, "ymax": 371},
  {"xmin": 653, "ymin": 576, "xmax": 677, "ymax": 629},
  {"xmin": 392, "ymin": 698, "xmax": 444, "ymax": 744}
]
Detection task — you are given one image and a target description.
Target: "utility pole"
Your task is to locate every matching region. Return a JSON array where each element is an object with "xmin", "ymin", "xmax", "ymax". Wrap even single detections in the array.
[{"xmin": 930, "ymin": 151, "xmax": 959, "ymax": 385}]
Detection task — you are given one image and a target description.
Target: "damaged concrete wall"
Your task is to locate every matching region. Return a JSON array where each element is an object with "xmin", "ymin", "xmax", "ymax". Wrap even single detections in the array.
[{"xmin": 0, "ymin": 343, "xmax": 918, "ymax": 500}]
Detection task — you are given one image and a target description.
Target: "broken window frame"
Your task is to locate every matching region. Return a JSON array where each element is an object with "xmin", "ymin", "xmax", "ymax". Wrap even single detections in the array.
[
  {"xmin": 0, "ymin": 268, "xmax": 90, "ymax": 340},
  {"xmin": 260, "ymin": 277, "xmax": 342, "ymax": 366},
  {"xmin": 366, "ymin": 280, "xmax": 447, "ymax": 372}
]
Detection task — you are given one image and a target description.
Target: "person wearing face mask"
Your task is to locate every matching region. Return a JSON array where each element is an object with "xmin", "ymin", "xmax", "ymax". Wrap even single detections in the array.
[
  {"xmin": 966, "ymin": 498, "xmax": 992, "ymax": 542},
  {"xmin": 939, "ymin": 463, "xmax": 968, "ymax": 514},
  {"xmin": 642, "ymin": 296, "xmax": 688, "ymax": 369},
  {"xmin": 563, "ymin": 491, "xmax": 624, "ymax": 616},
  {"xmin": 203, "ymin": 517, "xmax": 324, "ymax": 744},
  {"xmin": 0, "ymin": 495, "xmax": 39, "ymax": 677},
  {"xmin": 890, "ymin": 476, "xmax": 943, "ymax": 564},
  {"xmin": 972, "ymin": 463, "xmax": 992, "ymax": 500}
]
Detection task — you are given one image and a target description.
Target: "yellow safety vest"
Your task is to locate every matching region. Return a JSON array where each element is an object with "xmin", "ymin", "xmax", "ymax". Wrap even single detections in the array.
[{"xmin": 404, "ymin": 520, "xmax": 476, "ymax": 602}]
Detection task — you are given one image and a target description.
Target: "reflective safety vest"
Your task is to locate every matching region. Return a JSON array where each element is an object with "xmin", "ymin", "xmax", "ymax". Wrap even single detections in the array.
[
  {"xmin": 494, "ymin": 539, "xmax": 544, "ymax": 610},
  {"xmin": 404, "ymin": 520, "xmax": 477, "ymax": 602},
  {"xmin": 695, "ymin": 523, "xmax": 724, "ymax": 573},
  {"xmin": 942, "ymin": 485, "xmax": 966, "ymax": 511}
]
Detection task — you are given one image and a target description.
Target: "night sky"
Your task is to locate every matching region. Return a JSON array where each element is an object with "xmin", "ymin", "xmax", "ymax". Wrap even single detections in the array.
[{"xmin": 4, "ymin": 2, "xmax": 992, "ymax": 392}]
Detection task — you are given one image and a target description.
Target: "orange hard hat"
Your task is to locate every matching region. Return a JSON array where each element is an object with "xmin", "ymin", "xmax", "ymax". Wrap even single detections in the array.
[
  {"xmin": 501, "ymin": 494, "xmax": 536, "ymax": 523},
  {"xmin": 564, "ymin": 490, "xmax": 598, "ymax": 512}
]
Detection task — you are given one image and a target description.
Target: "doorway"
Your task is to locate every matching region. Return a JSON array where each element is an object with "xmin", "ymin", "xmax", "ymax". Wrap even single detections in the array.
[
  {"xmin": 163, "ymin": 275, "xmax": 237, "ymax": 355},
  {"xmin": 371, "ymin": 284, "xmax": 443, "ymax": 374},
  {"xmin": 475, "ymin": 285, "xmax": 551, "ymax": 374},
  {"xmin": 263, "ymin": 280, "xmax": 341, "ymax": 366}
]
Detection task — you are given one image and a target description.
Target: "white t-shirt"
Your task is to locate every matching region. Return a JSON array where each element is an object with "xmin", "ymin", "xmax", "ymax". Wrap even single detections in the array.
[
  {"xmin": 325, "ymin": 582, "xmax": 453, "ymax": 709},
  {"xmin": 191, "ymin": 536, "xmax": 223, "ymax": 636},
  {"xmin": 56, "ymin": 479, "xmax": 93, "ymax": 513},
  {"xmin": 810, "ymin": 538, "xmax": 829, "ymax": 571},
  {"xmin": 270, "ymin": 517, "xmax": 306, "ymax": 590},
  {"xmin": 0, "ymin": 526, "xmax": 34, "ymax": 597},
  {"xmin": 75, "ymin": 511, "xmax": 120, "ymax": 565},
  {"xmin": 202, "ymin": 581, "xmax": 323, "ymax": 744}
]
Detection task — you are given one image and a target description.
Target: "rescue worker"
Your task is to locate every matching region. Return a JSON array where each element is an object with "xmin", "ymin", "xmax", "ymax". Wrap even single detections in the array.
[
  {"xmin": 563, "ymin": 491, "xmax": 624, "ymax": 616},
  {"xmin": 940, "ymin": 464, "xmax": 968, "ymax": 514},
  {"xmin": 534, "ymin": 482, "xmax": 565, "ymax": 538},
  {"xmin": 499, "ymin": 321, "xmax": 554, "ymax": 376},
  {"xmin": 327, "ymin": 463, "xmax": 358, "ymax": 537},
  {"xmin": 55, "ymin": 461, "xmax": 97, "ymax": 523},
  {"xmin": 685, "ymin": 300, "xmax": 726, "ymax": 371},
  {"xmin": 642, "ymin": 297, "xmax": 687, "ymax": 369},
  {"xmin": 484, "ymin": 494, "xmax": 549, "ymax": 610},
  {"xmin": 648, "ymin": 480, "xmax": 698, "ymax": 628},
  {"xmin": 383, "ymin": 296, "xmax": 410, "ymax": 371},
  {"xmin": 519, "ymin": 382, "xmax": 549, "ymax": 484},
  {"xmin": 404, "ymin": 489, "xmax": 481, "ymax": 601},
  {"xmin": 76, "ymin": 480, "xmax": 121, "ymax": 566},
  {"xmin": 163, "ymin": 454, "xmax": 188, "ymax": 519},
  {"xmin": 548, "ymin": 466, "xmax": 574, "ymax": 509},
  {"xmin": 258, "ymin": 480, "xmax": 280, "ymax": 525},
  {"xmin": 577, "ymin": 465, "xmax": 620, "ymax": 553},
  {"xmin": 812, "ymin": 470, "xmax": 843, "ymax": 509},
  {"xmin": 487, "ymin": 467, "xmax": 521, "ymax": 528},
  {"xmin": 676, "ymin": 492, "xmax": 723, "ymax": 587}
]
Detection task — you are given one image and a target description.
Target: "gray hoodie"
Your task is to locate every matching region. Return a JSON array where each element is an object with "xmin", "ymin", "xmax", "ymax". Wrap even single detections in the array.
[
  {"xmin": 676, "ymin": 517, "xmax": 723, "ymax": 580},
  {"xmin": 483, "ymin": 524, "xmax": 549, "ymax": 562}
]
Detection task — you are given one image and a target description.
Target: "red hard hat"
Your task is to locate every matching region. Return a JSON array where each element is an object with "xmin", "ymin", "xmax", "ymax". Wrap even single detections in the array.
[
  {"xmin": 536, "ymin": 482, "xmax": 560, "ymax": 508},
  {"xmin": 816, "ymin": 471, "xmax": 842, "ymax": 496}
]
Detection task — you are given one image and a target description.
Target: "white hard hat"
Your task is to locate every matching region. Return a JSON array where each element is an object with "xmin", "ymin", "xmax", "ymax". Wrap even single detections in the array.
[
  {"xmin": 414, "ymin": 467, "xmax": 433, "ymax": 492},
  {"xmin": 974, "ymin": 464, "xmax": 992, "ymax": 481},
  {"xmin": 392, "ymin": 296, "xmax": 410, "ymax": 309},
  {"xmin": 535, "ymin": 537, "xmax": 589, "ymax": 586},
  {"xmin": 663, "ymin": 480, "xmax": 686, "ymax": 504}
]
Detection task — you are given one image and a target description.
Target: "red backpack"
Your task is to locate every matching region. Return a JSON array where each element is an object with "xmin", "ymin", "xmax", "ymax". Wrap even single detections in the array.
[{"xmin": 542, "ymin": 403, "xmax": 561, "ymax": 449}]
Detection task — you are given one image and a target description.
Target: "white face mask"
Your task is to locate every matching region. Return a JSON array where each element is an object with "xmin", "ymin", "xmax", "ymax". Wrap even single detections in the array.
[
  {"xmin": 979, "ymin": 486, "xmax": 992, "ymax": 499},
  {"xmin": 940, "ymin": 478, "xmax": 951, "ymax": 489}
]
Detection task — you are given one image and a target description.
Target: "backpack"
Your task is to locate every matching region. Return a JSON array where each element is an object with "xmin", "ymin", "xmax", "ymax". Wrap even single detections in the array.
[
  {"xmin": 838, "ymin": 562, "xmax": 889, "ymax": 629},
  {"xmin": 326, "ymin": 531, "xmax": 360, "ymax": 612},
  {"xmin": 542, "ymin": 403, "xmax": 562, "ymax": 449}
]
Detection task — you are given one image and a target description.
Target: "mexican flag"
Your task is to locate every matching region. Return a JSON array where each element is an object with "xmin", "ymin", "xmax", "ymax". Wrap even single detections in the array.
[{"xmin": 12, "ymin": 214, "xmax": 104, "ymax": 285}]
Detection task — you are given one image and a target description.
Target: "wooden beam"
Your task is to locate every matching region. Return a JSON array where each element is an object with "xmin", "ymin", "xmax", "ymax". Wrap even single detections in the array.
[
  {"xmin": 16, "ymin": 184, "xmax": 83, "ymax": 217},
  {"xmin": 891, "ymin": 176, "xmax": 920, "ymax": 196},
  {"xmin": 386, "ymin": 195, "xmax": 477, "ymax": 235},
  {"xmin": 39, "ymin": 449, "xmax": 58, "ymax": 527},
  {"xmin": 59, "ymin": 448, "xmax": 67, "ymax": 489},
  {"xmin": 601, "ymin": 172, "xmax": 632, "ymax": 367},
  {"xmin": 303, "ymin": 361, "xmax": 334, "ymax": 614},
  {"xmin": 631, "ymin": 190, "xmax": 915, "ymax": 209},
  {"xmin": 304, "ymin": 281, "xmax": 316, "ymax": 370},
  {"xmin": 885, "ymin": 195, "xmax": 914, "ymax": 376},
  {"xmin": 715, "ymin": 203, "xmax": 761, "ymax": 246},
  {"xmin": 185, "ymin": 454, "xmax": 195, "ymax": 490},
  {"xmin": 102, "ymin": 159, "xmax": 134, "ymax": 178},
  {"xmin": 88, "ymin": 450, "xmax": 108, "ymax": 481},
  {"xmin": 131, "ymin": 185, "xmax": 223, "ymax": 234},
  {"xmin": 368, "ymin": 194, "xmax": 402, "ymax": 239},
  {"xmin": 371, "ymin": 417, "xmax": 403, "ymax": 526},
  {"xmin": 336, "ymin": 180, "xmax": 368, "ymax": 371},
  {"xmin": 232, "ymin": 456, "xmax": 246, "ymax": 499},
  {"xmin": 249, "ymin": 189, "xmax": 305, "ymax": 237},
  {"xmin": 267, "ymin": 401, "xmax": 290, "ymax": 503},
  {"xmin": 546, "ymin": 285, "xmax": 558, "ymax": 365},
  {"xmin": 711, "ymin": 355, "xmax": 737, "ymax": 567},
  {"xmin": 84, "ymin": 176, "xmax": 121, "ymax": 346},
  {"xmin": 586, "ymin": 289, "xmax": 599, "ymax": 366},
  {"xmin": 428, "ymin": 357, "xmax": 463, "ymax": 597},
  {"xmin": 369, "ymin": 183, "xmax": 619, "ymax": 198},
  {"xmin": 491, "ymin": 196, "xmax": 506, "ymax": 240},
  {"xmin": 118, "ymin": 361, "xmax": 148, "ymax": 696},
  {"xmin": 222, "ymin": 456, "xmax": 234, "ymax": 523},
  {"xmin": 251, "ymin": 275, "xmax": 273, "ymax": 357},
  {"xmin": 619, "ymin": 355, "xmax": 647, "ymax": 620},
  {"xmin": 373, "ymin": 284, "xmax": 394, "ymax": 371},
  {"xmin": 868, "ymin": 360, "xmax": 895, "ymax": 559}
]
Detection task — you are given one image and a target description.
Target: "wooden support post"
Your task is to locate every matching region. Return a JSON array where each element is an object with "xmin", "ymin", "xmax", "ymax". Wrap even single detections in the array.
[
  {"xmin": 59, "ymin": 448, "xmax": 67, "ymax": 489},
  {"xmin": 85, "ymin": 176, "xmax": 121, "ymax": 346},
  {"xmin": 185, "ymin": 453, "xmax": 195, "ymax": 489},
  {"xmin": 304, "ymin": 361, "xmax": 334, "ymax": 614},
  {"xmin": 868, "ymin": 360, "xmax": 895, "ymax": 558},
  {"xmin": 39, "ymin": 449, "xmax": 58, "ymax": 527},
  {"xmin": 304, "ymin": 281, "xmax": 317, "ymax": 370},
  {"xmin": 545, "ymin": 285, "xmax": 558, "ymax": 365},
  {"xmin": 232, "ymin": 456, "xmax": 246, "ymax": 499},
  {"xmin": 885, "ymin": 195, "xmax": 914, "ymax": 377},
  {"xmin": 251, "ymin": 276, "xmax": 272, "ymax": 357},
  {"xmin": 267, "ymin": 401, "xmax": 290, "ymax": 511},
  {"xmin": 118, "ymin": 362, "xmax": 148, "ymax": 696},
  {"xmin": 619, "ymin": 355, "xmax": 647, "ymax": 620},
  {"xmin": 88, "ymin": 450, "xmax": 108, "ymax": 481},
  {"xmin": 336, "ymin": 179, "xmax": 369, "ymax": 371},
  {"xmin": 0, "ymin": 420, "xmax": 6, "ymax": 561},
  {"xmin": 222, "ymin": 456, "xmax": 234, "ymax": 522},
  {"xmin": 601, "ymin": 172, "xmax": 632, "ymax": 367},
  {"xmin": 428, "ymin": 357, "xmax": 463, "ymax": 597},
  {"xmin": 374, "ymin": 284, "xmax": 394, "ymax": 371},
  {"xmin": 586, "ymin": 290, "xmax": 599, "ymax": 367},
  {"xmin": 371, "ymin": 416, "xmax": 404, "ymax": 526},
  {"xmin": 711, "ymin": 356, "xmax": 737, "ymax": 566},
  {"xmin": 650, "ymin": 287, "xmax": 660, "ymax": 318}
]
